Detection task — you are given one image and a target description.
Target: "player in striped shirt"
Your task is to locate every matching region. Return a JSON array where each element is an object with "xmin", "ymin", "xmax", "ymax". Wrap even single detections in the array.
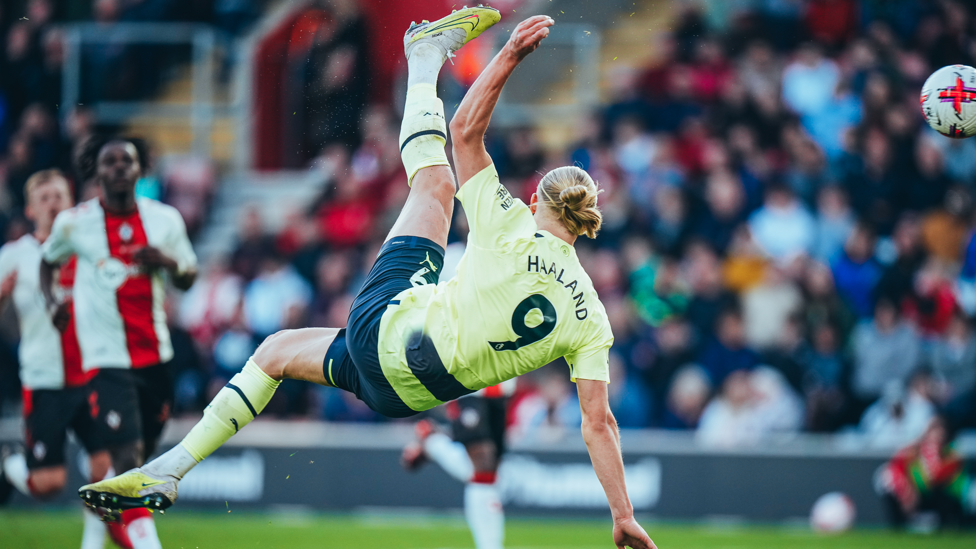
[
  {"xmin": 0, "ymin": 169, "xmax": 117, "ymax": 549},
  {"xmin": 81, "ymin": 8, "xmax": 655, "ymax": 548},
  {"xmin": 43, "ymin": 136, "xmax": 197, "ymax": 548}
]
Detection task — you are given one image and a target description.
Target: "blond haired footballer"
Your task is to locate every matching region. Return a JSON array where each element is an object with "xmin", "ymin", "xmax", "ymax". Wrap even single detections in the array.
[{"xmin": 80, "ymin": 7, "xmax": 655, "ymax": 548}]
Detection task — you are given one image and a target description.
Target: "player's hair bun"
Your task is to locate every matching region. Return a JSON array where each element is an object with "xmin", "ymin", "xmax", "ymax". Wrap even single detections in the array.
[{"xmin": 538, "ymin": 166, "xmax": 602, "ymax": 239}]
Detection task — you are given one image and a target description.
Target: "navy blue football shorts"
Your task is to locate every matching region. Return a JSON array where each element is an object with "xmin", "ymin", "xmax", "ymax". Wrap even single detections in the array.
[{"xmin": 323, "ymin": 236, "xmax": 444, "ymax": 418}]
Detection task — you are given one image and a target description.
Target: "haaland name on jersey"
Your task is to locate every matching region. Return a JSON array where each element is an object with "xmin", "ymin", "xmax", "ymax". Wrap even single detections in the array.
[{"xmin": 525, "ymin": 255, "xmax": 589, "ymax": 321}]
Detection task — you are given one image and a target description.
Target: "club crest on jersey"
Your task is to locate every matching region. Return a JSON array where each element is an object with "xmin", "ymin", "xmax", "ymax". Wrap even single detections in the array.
[{"xmin": 118, "ymin": 222, "xmax": 134, "ymax": 242}]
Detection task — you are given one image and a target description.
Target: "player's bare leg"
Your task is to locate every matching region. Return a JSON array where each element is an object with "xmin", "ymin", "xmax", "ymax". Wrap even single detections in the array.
[{"xmin": 79, "ymin": 328, "xmax": 339, "ymax": 511}]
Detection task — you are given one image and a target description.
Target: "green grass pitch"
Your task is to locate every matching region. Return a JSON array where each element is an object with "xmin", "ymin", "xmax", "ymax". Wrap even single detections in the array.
[{"xmin": 2, "ymin": 509, "xmax": 975, "ymax": 548}]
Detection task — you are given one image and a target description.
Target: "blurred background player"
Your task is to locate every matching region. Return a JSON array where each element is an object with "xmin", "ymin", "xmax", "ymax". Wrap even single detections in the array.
[
  {"xmin": 40, "ymin": 136, "xmax": 198, "ymax": 549},
  {"xmin": 402, "ymin": 380, "xmax": 515, "ymax": 549},
  {"xmin": 0, "ymin": 169, "xmax": 117, "ymax": 549},
  {"xmin": 876, "ymin": 415, "xmax": 973, "ymax": 529}
]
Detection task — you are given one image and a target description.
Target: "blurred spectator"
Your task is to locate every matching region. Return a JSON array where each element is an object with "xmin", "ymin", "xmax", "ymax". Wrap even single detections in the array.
[
  {"xmin": 179, "ymin": 258, "xmax": 244, "ymax": 347},
  {"xmin": 782, "ymin": 43, "xmax": 839, "ymax": 117},
  {"xmin": 697, "ymin": 307, "xmax": 760, "ymax": 386},
  {"xmin": 639, "ymin": 318, "xmax": 694, "ymax": 423},
  {"xmin": 608, "ymin": 353, "xmax": 653, "ymax": 428},
  {"xmin": 924, "ymin": 312, "xmax": 976, "ymax": 404},
  {"xmin": 801, "ymin": 261, "xmax": 856, "ymax": 344},
  {"xmin": 748, "ymin": 184, "xmax": 816, "ymax": 261},
  {"xmin": 920, "ymin": 187, "xmax": 970, "ymax": 265},
  {"xmin": 692, "ymin": 170, "xmax": 747, "ymax": 253},
  {"xmin": 851, "ymin": 299, "xmax": 921, "ymax": 404},
  {"xmin": 243, "ymin": 253, "xmax": 313, "ymax": 338},
  {"xmin": 662, "ymin": 365, "xmax": 712, "ymax": 430},
  {"xmin": 737, "ymin": 40, "xmax": 781, "ymax": 101},
  {"xmin": 801, "ymin": 322, "xmax": 851, "ymax": 431},
  {"xmin": 832, "ymin": 222, "xmax": 882, "ymax": 318},
  {"xmin": 683, "ymin": 241, "xmax": 735, "ymax": 340},
  {"xmin": 875, "ymin": 213, "xmax": 926, "ymax": 307},
  {"xmin": 805, "ymin": 0, "xmax": 858, "ymax": 48},
  {"xmin": 860, "ymin": 371, "xmax": 936, "ymax": 449},
  {"xmin": 812, "ymin": 186, "xmax": 855, "ymax": 263},
  {"xmin": 231, "ymin": 206, "xmax": 275, "ymax": 281},
  {"xmin": 742, "ymin": 266, "xmax": 803, "ymax": 351},
  {"xmin": 696, "ymin": 367, "xmax": 803, "ymax": 448},
  {"xmin": 509, "ymin": 365, "xmax": 582, "ymax": 442},
  {"xmin": 902, "ymin": 261, "xmax": 957, "ymax": 337}
]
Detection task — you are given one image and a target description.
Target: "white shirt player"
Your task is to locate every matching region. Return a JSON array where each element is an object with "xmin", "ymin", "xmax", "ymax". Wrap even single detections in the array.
[
  {"xmin": 41, "ymin": 197, "xmax": 198, "ymax": 371},
  {"xmin": 0, "ymin": 235, "xmax": 85, "ymax": 390}
]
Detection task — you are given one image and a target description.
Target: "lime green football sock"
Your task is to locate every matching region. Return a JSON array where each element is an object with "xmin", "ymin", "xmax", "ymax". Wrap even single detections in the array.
[
  {"xmin": 399, "ymin": 83, "xmax": 450, "ymax": 186},
  {"xmin": 179, "ymin": 359, "xmax": 280, "ymax": 462}
]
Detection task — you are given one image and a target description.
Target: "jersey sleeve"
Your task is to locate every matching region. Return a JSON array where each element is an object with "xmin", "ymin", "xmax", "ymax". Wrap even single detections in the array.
[
  {"xmin": 165, "ymin": 208, "xmax": 198, "ymax": 274},
  {"xmin": 455, "ymin": 163, "xmax": 537, "ymax": 248},
  {"xmin": 566, "ymin": 340, "xmax": 611, "ymax": 383},
  {"xmin": 0, "ymin": 243, "xmax": 15, "ymax": 280},
  {"xmin": 41, "ymin": 210, "xmax": 75, "ymax": 264},
  {"xmin": 565, "ymin": 308, "xmax": 614, "ymax": 384}
]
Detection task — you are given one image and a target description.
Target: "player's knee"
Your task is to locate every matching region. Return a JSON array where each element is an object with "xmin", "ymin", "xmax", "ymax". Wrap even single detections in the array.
[
  {"xmin": 89, "ymin": 451, "xmax": 112, "ymax": 482},
  {"xmin": 110, "ymin": 441, "xmax": 145, "ymax": 471},
  {"xmin": 252, "ymin": 330, "xmax": 294, "ymax": 381},
  {"xmin": 466, "ymin": 441, "xmax": 499, "ymax": 473},
  {"xmin": 29, "ymin": 467, "xmax": 67, "ymax": 498},
  {"xmin": 412, "ymin": 167, "xmax": 456, "ymax": 204}
]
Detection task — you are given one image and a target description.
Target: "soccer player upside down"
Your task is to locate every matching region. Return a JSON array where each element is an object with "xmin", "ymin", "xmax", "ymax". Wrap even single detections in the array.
[{"xmin": 80, "ymin": 7, "xmax": 656, "ymax": 549}]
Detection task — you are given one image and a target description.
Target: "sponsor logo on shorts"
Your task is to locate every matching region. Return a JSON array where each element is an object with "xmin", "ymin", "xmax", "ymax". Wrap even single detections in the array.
[
  {"xmin": 32, "ymin": 441, "xmax": 47, "ymax": 461},
  {"xmin": 460, "ymin": 407, "xmax": 481, "ymax": 429},
  {"xmin": 106, "ymin": 410, "xmax": 121, "ymax": 430}
]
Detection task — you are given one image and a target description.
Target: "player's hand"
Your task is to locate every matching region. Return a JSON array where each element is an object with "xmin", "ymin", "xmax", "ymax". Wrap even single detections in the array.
[
  {"xmin": 0, "ymin": 270, "xmax": 17, "ymax": 299},
  {"xmin": 133, "ymin": 246, "xmax": 178, "ymax": 272},
  {"xmin": 504, "ymin": 15, "xmax": 554, "ymax": 61},
  {"xmin": 613, "ymin": 516, "xmax": 657, "ymax": 549},
  {"xmin": 50, "ymin": 301, "xmax": 71, "ymax": 332}
]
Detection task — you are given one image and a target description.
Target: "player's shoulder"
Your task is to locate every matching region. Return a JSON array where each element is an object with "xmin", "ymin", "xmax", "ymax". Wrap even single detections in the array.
[
  {"xmin": 0, "ymin": 234, "xmax": 41, "ymax": 268},
  {"xmin": 58, "ymin": 198, "xmax": 102, "ymax": 223},
  {"xmin": 0, "ymin": 234, "xmax": 31, "ymax": 257},
  {"xmin": 137, "ymin": 198, "xmax": 185, "ymax": 225}
]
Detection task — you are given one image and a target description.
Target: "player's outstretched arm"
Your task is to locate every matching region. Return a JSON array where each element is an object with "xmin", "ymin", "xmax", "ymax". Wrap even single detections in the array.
[
  {"xmin": 38, "ymin": 259, "xmax": 70, "ymax": 332},
  {"xmin": 0, "ymin": 270, "xmax": 16, "ymax": 311},
  {"xmin": 450, "ymin": 15, "xmax": 553, "ymax": 186},
  {"xmin": 577, "ymin": 379, "xmax": 658, "ymax": 549}
]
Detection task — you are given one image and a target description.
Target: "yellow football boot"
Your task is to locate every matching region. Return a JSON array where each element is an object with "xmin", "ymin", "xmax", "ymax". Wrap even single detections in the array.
[
  {"xmin": 404, "ymin": 5, "xmax": 501, "ymax": 59},
  {"xmin": 79, "ymin": 467, "xmax": 179, "ymax": 511}
]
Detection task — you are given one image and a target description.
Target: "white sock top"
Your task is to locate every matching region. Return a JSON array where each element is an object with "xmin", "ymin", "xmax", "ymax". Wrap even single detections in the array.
[{"xmin": 407, "ymin": 43, "xmax": 448, "ymax": 88}]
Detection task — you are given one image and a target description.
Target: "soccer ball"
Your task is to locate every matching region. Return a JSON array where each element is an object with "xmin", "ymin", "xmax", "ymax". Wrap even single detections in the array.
[
  {"xmin": 810, "ymin": 492, "xmax": 856, "ymax": 533},
  {"xmin": 921, "ymin": 64, "xmax": 976, "ymax": 138}
]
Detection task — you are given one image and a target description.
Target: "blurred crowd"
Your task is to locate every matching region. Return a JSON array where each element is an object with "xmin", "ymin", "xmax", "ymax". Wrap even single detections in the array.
[{"xmin": 4, "ymin": 0, "xmax": 976, "ymax": 450}]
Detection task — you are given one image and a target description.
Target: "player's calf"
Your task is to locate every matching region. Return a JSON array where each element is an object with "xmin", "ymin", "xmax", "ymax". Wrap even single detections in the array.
[{"xmin": 24, "ymin": 466, "xmax": 67, "ymax": 498}]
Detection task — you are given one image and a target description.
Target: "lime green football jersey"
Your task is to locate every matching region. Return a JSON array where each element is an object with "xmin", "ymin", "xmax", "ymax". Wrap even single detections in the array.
[{"xmin": 377, "ymin": 164, "xmax": 613, "ymax": 412}]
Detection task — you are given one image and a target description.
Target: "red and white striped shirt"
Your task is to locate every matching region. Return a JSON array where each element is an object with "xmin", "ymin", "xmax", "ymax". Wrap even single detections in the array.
[
  {"xmin": 42, "ymin": 198, "xmax": 197, "ymax": 370},
  {"xmin": 0, "ymin": 235, "xmax": 88, "ymax": 390}
]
